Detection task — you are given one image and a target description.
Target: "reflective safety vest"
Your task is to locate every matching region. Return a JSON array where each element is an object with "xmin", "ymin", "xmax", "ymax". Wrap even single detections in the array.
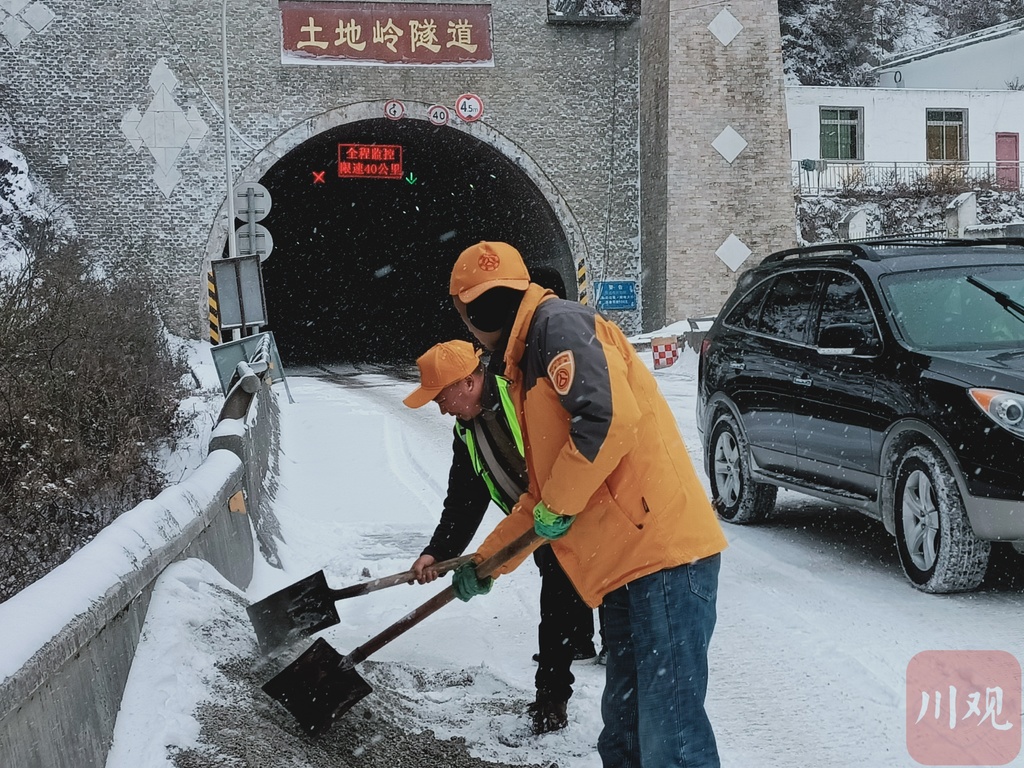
[{"xmin": 454, "ymin": 376, "xmax": 524, "ymax": 514}]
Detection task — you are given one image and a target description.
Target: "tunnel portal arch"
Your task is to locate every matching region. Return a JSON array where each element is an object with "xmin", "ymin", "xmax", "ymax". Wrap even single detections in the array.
[{"xmin": 205, "ymin": 101, "xmax": 589, "ymax": 365}]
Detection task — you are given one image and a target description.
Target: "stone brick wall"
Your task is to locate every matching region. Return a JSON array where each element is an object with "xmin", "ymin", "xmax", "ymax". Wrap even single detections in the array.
[
  {"xmin": 0, "ymin": 0, "xmax": 641, "ymax": 335},
  {"xmin": 645, "ymin": 0, "xmax": 795, "ymax": 326}
]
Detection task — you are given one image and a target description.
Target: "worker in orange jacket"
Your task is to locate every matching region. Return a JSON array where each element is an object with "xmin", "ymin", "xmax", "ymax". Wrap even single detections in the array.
[{"xmin": 446, "ymin": 241, "xmax": 728, "ymax": 767}]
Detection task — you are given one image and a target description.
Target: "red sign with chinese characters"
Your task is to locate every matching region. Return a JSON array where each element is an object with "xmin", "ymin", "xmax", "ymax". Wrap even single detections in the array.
[
  {"xmin": 280, "ymin": 2, "xmax": 493, "ymax": 66},
  {"xmin": 338, "ymin": 144, "xmax": 404, "ymax": 180}
]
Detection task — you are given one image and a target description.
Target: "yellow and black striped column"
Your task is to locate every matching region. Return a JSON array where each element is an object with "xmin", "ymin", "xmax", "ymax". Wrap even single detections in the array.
[
  {"xmin": 576, "ymin": 257, "xmax": 589, "ymax": 305},
  {"xmin": 208, "ymin": 271, "xmax": 221, "ymax": 344}
]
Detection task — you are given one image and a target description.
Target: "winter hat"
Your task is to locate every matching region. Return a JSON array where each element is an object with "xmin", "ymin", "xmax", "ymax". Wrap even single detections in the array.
[
  {"xmin": 449, "ymin": 241, "xmax": 530, "ymax": 303},
  {"xmin": 403, "ymin": 340, "xmax": 483, "ymax": 409}
]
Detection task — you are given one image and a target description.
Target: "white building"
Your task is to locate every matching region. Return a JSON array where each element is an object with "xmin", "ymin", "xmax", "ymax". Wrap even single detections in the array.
[
  {"xmin": 874, "ymin": 18, "xmax": 1024, "ymax": 90},
  {"xmin": 785, "ymin": 19, "xmax": 1024, "ymax": 194},
  {"xmin": 787, "ymin": 86, "xmax": 1024, "ymax": 168}
]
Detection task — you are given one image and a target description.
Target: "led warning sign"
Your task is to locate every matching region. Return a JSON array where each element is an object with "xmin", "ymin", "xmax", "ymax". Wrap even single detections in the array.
[{"xmin": 338, "ymin": 143, "xmax": 403, "ymax": 179}]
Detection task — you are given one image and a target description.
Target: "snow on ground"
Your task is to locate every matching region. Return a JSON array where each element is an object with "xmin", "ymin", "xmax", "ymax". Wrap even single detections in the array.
[{"xmin": 106, "ymin": 343, "xmax": 1024, "ymax": 768}]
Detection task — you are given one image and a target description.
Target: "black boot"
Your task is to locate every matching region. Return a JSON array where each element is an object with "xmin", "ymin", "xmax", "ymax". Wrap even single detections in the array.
[{"xmin": 527, "ymin": 698, "xmax": 568, "ymax": 734}]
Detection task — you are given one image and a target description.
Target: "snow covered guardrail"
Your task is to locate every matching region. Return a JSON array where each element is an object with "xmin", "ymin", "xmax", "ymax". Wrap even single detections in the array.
[{"xmin": 0, "ymin": 350, "xmax": 282, "ymax": 768}]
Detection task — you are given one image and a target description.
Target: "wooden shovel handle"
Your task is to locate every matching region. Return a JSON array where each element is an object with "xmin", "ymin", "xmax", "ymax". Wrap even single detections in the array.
[
  {"xmin": 328, "ymin": 554, "xmax": 474, "ymax": 601},
  {"xmin": 346, "ymin": 528, "xmax": 542, "ymax": 666}
]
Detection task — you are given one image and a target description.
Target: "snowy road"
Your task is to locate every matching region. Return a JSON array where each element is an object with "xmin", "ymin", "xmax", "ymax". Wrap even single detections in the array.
[{"xmin": 107, "ymin": 352, "xmax": 1024, "ymax": 767}]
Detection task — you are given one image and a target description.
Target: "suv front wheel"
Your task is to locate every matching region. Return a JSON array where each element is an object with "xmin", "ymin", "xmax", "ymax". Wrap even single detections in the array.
[
  {"xmin": 893, "ymin": 444, "xmax": 990, "ymax": 593},
  {"xmin": 709, "ymin": 412, "xmax": 777, "ymax": 524}
]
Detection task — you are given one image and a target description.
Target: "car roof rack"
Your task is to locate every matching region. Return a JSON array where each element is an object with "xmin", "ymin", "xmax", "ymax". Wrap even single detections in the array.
[
  {"xmin": 762, "ymin": 237, "xmax": 1024, "ymax": 265},
  {"xmin": 762, "ymin": 243, "xmax": 879, "ymax": 263}
]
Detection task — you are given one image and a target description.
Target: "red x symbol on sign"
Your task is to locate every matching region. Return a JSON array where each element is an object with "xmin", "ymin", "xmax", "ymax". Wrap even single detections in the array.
[{"xmin": 312, "ymin": 170, "xmax": 326, "ymax": 184}]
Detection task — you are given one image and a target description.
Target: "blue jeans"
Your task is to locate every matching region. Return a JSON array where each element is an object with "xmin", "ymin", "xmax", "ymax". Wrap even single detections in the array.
[{"xmin": 597, "ymin": 554, "xmax": 721, "ymax": 768}]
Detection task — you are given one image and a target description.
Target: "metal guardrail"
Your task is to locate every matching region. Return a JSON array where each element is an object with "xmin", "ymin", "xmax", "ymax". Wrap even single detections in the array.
[{"xmin": 793, "ymin": 161, "xmax": 1022, "ymax": 194}]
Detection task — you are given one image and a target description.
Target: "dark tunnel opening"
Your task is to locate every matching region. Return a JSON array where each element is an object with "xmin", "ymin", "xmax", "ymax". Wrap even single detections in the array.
[{"xmin": 257, "ymin": 118, "xmax": 572, "ymax": 366}]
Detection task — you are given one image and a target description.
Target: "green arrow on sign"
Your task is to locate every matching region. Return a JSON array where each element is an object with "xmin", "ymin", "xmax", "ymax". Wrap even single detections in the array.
[{"xmin": 405, "ymin": 173, "xmax": 417, "ymax": 185}]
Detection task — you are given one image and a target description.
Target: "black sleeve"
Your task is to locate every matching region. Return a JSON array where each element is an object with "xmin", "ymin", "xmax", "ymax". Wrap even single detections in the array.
[
  {"xmin": 421, "ymin": 428, "xmax": 493, "ymax": 562},
  {"xmin": 527, "ymin": 301, "xmax": 613, "ymax": 463}
]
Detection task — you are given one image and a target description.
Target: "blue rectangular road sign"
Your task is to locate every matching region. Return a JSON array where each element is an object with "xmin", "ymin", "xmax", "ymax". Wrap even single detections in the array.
[{"xmin": 595, "ymin": 280, "xmax": 637, "ymax": 310}]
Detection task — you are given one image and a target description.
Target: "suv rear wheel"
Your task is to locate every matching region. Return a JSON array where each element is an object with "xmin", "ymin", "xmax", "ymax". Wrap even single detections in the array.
[
  {"xmin": 893, "ymin": 444, "xmax": 990, "ymax": 593},
  {"xmin": 709, "ymin": 413, "xmax": 777, "ymax": 524}
]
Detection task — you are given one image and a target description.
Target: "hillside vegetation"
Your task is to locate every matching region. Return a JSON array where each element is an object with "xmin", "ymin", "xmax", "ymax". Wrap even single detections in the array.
[
  {"xmin": 780, "ymin": 0, "xmax": 1023, "ymax": 85},
  {"xmin": 0, "ymin": 144, "xmax": 191, "ymax": 600}
]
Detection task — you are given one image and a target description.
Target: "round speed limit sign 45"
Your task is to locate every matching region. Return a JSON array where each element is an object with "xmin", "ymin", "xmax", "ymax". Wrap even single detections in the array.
[{"xmin": 455, "ymin": 93, "xmax": 483, "ymax": 122}]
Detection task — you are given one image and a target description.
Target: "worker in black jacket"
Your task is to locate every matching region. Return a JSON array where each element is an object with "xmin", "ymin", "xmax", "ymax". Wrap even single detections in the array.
[{"xmin": 404, "ymin": 339, "xmax": 595, "ymax": 734}]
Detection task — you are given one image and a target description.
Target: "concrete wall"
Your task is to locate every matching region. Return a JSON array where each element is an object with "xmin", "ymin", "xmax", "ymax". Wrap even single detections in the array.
[
  {"xmin": 644, "ymin": 0, "xmax": 795, "ymax": 326},
  {"xmin": 788, "ymin": 86, "xmax": 1024, "ymax": 164},
  {"xmin": 0, "ymin": 0, "xmax": 642, "ymax": 334},
  {"xmin": 0, "ymin": 377, "xmax": 280, "ymax": 768}
]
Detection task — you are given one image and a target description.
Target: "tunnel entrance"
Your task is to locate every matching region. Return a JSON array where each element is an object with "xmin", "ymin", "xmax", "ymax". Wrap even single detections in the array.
[{"xmin": 257, "ymin": 118, "xmax": 572, "ymax": 366}]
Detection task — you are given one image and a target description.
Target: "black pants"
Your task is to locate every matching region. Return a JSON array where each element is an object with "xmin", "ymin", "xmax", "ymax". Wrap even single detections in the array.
[{"xmin": 533, "ymin": 543, "xmax": 595, "ymax": 702}]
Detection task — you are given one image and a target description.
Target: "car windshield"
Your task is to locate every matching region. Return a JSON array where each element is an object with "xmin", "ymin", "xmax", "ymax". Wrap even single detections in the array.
[{"xmin": 880, "ymin": 264, "xmax": 1024, "ymax": 351}]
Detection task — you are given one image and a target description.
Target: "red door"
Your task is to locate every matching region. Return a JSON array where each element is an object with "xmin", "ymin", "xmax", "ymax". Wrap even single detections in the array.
[{"xmin": 996, "ymin": 132, "xmax": 1019, "ymax": 191}]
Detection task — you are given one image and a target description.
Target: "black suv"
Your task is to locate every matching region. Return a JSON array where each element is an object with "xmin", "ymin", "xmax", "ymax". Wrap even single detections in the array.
[{"xmin": 697, "ymin": 238, "xmax": 1024, "ymax": 593}]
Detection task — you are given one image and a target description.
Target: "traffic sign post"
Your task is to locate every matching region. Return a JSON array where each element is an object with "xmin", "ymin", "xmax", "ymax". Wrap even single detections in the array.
[
  {"xmin": 211, "ymin": 254, "xmax": 268, "ymax": 332},
  {"xmin": 234, "ymin": 182, "xmax": 274, "ymax": 262},
  {"xmin": 234, "ymin": 181, "xmax": 271, "ymax": 221},
  {"xmin": 236, "ymin": 223, "xmax": 274, "ymax": 261},
  {"xmin": 215, "ymin": 182, "xmax": 273, "ymax": 342}
]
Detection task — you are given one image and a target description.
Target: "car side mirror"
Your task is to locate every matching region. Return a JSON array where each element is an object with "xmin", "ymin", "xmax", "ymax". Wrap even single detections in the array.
[{"xmin": 818, "ymin": 323, "xmax": 880, "ymax": 355}]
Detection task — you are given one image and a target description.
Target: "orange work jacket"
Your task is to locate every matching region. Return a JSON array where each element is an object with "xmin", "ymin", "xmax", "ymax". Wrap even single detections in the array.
[{"xmin": 474, "ymin": 284, "xmax": 728, "ymax": 607}]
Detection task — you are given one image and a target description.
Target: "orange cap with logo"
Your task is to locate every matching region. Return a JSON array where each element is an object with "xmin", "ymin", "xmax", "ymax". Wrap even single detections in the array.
[
  {"xmin": 449, "ymin": 241, "xmax": 530, "ymax": 303},
  {"xmin": 403, "ymin": 340, "xmax": 483, "ymax": 409}
]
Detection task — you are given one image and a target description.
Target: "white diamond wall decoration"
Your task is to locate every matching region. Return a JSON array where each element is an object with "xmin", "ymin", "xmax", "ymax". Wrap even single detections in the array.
[
  {"xmin": 122, "ymin": 59, "xmax": 210, "ymax": 195},
  {"xmin": 121, "ymin": 107, "xmax": 143, "ymax": 151},
  {"xmin": 708, "ymin": 9, "xmax": 742, "ymax": 46},
  {"xmin": 716, "ymin": 234, "xmax": 752, "ymax": 271},
  {"xmin": 153, "ymin": 167, "xmax": 182, "ymax": 199},
  {"xmin": 0, "ymin": 0, "xmax": 32, "ymax": 16},
  {"xmin": 1, "ymin": 0, "xmax": 54, "ymax": 47},
  {"xmin": 1, "ymin": 14, "xmax": 31, "ymax": 47},
  {"xmin": 185, "ymin": 106, "xmax": 209, "ymax": 150},
  {"xmin": 148, "ymin": 58, "xmax": 179, "ymax": 94},
  {"xmin": 21, "ymin": 2, "xmax": 54, "ymax": 32},
  {"xmin": 712, "ymin": 125, "xmax": 747, "ymax": 164}
]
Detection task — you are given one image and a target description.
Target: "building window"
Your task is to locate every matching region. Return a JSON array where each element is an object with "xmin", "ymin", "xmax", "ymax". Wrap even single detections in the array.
[
  {"xmin": 926, "ymin": 109, "xmax": 967, "ymax": 161},
  {"xmin": 819, "ymin": 107, "xmax": 863, "ymax": 161}
]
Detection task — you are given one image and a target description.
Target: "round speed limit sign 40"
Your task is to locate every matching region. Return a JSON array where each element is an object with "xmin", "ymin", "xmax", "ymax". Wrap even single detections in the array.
[{"xmin": 427, "ymin": 104, "xmax": 450, "ymax": 126}]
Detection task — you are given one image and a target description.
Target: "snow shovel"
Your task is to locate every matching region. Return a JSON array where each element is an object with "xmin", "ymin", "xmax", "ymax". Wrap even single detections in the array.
[
  {"xmin": 261, "ymin": 528, "xmax": 542, "ymax": 735},
  {"xmin": 247, "ymin": 554, "xmax": 474, "ymax": 655}
]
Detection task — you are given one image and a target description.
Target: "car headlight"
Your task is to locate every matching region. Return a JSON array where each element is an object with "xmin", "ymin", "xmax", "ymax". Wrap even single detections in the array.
[{"xmin": 969, "ymin": 388, "xmax": 1024, "ymax": 438}]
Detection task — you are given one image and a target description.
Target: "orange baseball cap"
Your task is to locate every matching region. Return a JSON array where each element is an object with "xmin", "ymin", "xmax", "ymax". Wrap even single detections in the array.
[
  {"xmin": 449, "ymin": 241, "xmax": 531, "ymax": 303},
  {"xmin": 403, "ymin": 340, "xmax": 483, "ymax": 408}
]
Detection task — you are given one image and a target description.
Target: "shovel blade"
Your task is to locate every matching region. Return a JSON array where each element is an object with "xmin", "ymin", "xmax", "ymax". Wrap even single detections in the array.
[
  {"xmin": 261, "ymin": 638, "xmax": 373, "ymax": 735},
  {"xmin": 247, "ymin": 571, "xmax": 341, "ymax": 654}
]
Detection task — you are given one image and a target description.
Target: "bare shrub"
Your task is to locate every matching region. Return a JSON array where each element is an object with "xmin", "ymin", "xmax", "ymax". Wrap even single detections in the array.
[{"xmin": 0, "ymin": 220, "xmax": 189, "ymax": 600}]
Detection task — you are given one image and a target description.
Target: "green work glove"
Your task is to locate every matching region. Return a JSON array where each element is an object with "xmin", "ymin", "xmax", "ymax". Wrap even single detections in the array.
[
  {"xmin": 533, "ymin": 501, "xmax": 574, "ymax": 540},
  {"xmin": 451, "ymin": 561, "xmax": 493, "ymax": 602}
]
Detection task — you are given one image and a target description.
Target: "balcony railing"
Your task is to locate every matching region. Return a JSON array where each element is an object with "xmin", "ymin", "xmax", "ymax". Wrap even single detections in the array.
[{"xmin": 793, "ymin": 160, "xmax": 1022, "ymax": 195}]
